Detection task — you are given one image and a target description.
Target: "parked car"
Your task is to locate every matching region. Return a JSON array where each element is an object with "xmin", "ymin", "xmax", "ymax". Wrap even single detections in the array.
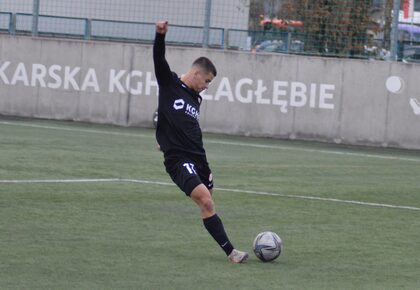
[
  {"xmin": 255, "ymin": 40, "xmax": 286, "ymax": 53},
  {"xmin": 398, "ymin": 24, "xmax": 420, "ymax": 43},
  {"xmin": 398, "ymin": 24, "xmax": 420, "ymax": 62},
  {"xmin": 402, "ymin": 46, "xmax": 420, "ymax": 63}
]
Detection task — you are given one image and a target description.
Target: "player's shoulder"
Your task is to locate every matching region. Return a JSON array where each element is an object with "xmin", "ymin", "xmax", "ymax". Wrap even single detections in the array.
[{"xmin": 166, "ymin": 72, "xmax": 179, "ymax": 86}]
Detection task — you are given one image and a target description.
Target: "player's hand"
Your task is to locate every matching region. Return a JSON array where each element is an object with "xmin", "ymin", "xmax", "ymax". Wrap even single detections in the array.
[{"xmin": 156, "ymin": 21, "xmax": 168, "ymax": 34}]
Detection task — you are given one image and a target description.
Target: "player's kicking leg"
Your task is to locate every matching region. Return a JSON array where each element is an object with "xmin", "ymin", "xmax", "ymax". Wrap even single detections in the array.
[
  {"xmin": 190, "ymin": 184, "xmax": 248, "ymax": 263},
  {"xmin": 228, "ymin": 249, "xmax": 249, "ymax": 263}
]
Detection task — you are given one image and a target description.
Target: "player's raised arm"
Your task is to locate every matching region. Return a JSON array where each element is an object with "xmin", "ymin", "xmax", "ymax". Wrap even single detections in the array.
[
  {"xmin": 153, "ymin": 21, "xmax": 172, "ymax": 86},
  {"xmin": 155, "ymin": 20, "xmax": 168, "ymax": 34}
]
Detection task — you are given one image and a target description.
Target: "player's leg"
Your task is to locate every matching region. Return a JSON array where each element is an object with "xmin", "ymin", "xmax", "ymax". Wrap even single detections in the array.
[
  {"xmin": 190, "ymin": 184, "xmax": 248, "ymax": 263},
  {"xmin": 164, "ymin": 156, "xmax": 248, "ymax": 262},
  {"xmin": 190, "ymin": 184, "xmax": 215, "ymax": 218},
  {"xmin": 190, "ymin": 185, "xmax": 233, "ymax": 255}
]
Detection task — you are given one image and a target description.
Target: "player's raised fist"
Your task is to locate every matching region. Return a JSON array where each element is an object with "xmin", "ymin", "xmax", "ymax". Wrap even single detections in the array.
[{"xmin": 156, "ymin": 21, "xmax": 168, "ymax": 34}]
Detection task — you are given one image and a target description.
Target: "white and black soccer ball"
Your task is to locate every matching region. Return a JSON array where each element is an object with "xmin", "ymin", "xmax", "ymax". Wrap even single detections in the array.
[{"xmin": 253, "ymin": 231, "xmax": 283, "ymax": 262}]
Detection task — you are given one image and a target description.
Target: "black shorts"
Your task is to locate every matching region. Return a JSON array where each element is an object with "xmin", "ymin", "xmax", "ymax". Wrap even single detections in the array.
[{"xmin": 164, "ymin": 153, "xmax": 214, "ymax": 196}]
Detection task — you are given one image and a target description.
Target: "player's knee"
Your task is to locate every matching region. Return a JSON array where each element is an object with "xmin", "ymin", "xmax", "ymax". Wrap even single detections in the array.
[
  {"xmin": 193, "ymin": 193, "xmax": 214, "ymax": 213},
  {"xmin": 191, "ymin": 185, "xmax": 215, "ymax": 213},
  {"xmin": 200, "ymin": 197, "xmax": 214, "ymax": 213}
]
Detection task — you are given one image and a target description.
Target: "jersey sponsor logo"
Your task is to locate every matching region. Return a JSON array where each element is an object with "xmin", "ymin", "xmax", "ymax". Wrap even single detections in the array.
[
  {"xmin": 185, "ymin": 103, "xmax": 199, "ymax": 119},
  {"xmin": 173, "ymin": 98, "xmax": 185, "ymax": 110},
  {"xmin": 173, "ymin": 99, "xmax": 200, "ymax": 120}
]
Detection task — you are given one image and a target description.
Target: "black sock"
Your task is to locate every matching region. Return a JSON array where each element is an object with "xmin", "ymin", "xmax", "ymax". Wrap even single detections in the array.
[{"xmin": 203, "ymin": 214, "xmax": 234, "ymax": 256}]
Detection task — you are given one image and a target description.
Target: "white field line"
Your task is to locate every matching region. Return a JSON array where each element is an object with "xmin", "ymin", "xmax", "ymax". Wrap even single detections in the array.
[
  {"xmin": 1, "ymin": 177, "xmax": 419, "ymax": 212},
  {"xmin": 215, "ymin": 187, "xmax": 420, "ymax": 212},
  {"xmin": 0, "ymin": 121, "xmax": 149, "ymax": 138},
  {"xmin": 205, "ymin": 140, "xmax": 420, "ymax": 163},
  {"xmin": 0, "ymin": 178, "xmax": 121, "ymax": 183},
  {"xmin": 1, "ymin": 120, "xmax": 420, "ymax": 163}
]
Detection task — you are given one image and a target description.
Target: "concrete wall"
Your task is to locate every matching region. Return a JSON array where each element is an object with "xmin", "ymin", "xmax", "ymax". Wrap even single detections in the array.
[{"xmin": 1, "ymin": 35, "xmax": 420, "ymax": 150}]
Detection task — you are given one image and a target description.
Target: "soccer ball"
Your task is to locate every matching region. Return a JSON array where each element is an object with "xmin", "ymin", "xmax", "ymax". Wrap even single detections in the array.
[{"xmin": 253, "ymin": 231, "xmax": 283, "ymax": 262}]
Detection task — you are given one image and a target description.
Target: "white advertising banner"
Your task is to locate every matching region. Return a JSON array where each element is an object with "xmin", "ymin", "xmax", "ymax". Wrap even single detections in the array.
[{"xmin": 1, "ymin": 36, "xmax": 420, "ymax": 149}]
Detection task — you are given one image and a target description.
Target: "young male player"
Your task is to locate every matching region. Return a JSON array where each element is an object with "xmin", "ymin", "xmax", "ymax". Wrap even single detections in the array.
[{"xmin": 153, "ymin": 20, "xmax": 248, "ymax": 263}]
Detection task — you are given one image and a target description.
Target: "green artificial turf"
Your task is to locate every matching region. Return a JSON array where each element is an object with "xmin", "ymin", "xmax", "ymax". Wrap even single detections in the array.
[{"xmin": 1, "ymin": 118, "xmax": 419, "ymax": 289}]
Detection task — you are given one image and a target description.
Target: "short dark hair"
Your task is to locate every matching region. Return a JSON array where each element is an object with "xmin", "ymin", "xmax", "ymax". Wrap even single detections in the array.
[{"xmin": 192, "ymin": 57, "xmax": 217, "ymax": 77}]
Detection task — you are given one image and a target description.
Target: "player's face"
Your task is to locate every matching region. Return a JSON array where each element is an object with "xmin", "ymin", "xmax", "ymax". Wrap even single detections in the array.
[{"xmin": 193, "ymin": 70, "xmax": 214, "ymax": 93}]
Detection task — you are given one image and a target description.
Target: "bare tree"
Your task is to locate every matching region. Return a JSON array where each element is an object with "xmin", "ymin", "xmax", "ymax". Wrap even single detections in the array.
[
  {"xmin": 250, "ymin": 0, "xmax": 374, "ymax": 57},
  {"xmin": 383, "ymin": 0, "xmax": 394, "ymax": 50}
]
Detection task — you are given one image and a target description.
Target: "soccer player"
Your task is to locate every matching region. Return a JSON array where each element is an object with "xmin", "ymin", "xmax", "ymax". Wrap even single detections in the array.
[{"xmin": 153, "ymin": 20, "xmax": 248, "ymax": 263}]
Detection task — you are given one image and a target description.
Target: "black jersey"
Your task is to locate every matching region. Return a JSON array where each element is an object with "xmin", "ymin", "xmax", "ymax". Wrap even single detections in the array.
[{"xmin": 153, "ymin": 33, "xmax": 205, "ymax": 157}]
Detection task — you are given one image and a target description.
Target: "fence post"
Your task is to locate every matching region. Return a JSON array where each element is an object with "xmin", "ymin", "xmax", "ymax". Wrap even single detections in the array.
[
  {"xmin": 203, "ymin": 0, "xmax": 212, "ymax": 48},
  {"xmin": 32, "ymin": 0, "xmax": 40, "ymax": 36},
  {"xmin": 286, "ymin": 31, "xmax": 292, "ymax": 53},
  {"xmin": 390, "ymin": 0, "xmax": 401, "ymax": 61},
  {"xmin": 85, "ymin": 19, "xmax": 92, "ymax": 40},
  {"xmin": 10, "ymin": 13, "xmax": 16, "ymax": 35},
  {"xmin": 223, "ymin": 28, "xmax": 228, "ymax": 49}
]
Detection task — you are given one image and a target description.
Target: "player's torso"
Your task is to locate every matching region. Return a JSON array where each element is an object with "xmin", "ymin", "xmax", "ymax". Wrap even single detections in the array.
[
  {"xmin": 163, "ymin": 82, "xmax": 200, "ymax": 120},
  {"xmin": 157, "ymin": 77, "xmax": 204, "ymax": 155}
]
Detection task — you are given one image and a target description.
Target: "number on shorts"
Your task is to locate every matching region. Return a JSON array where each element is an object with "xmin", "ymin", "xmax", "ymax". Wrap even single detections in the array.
[{"xmin": 183, "ymin": 163, "xmax": 197, "ymax": 175}]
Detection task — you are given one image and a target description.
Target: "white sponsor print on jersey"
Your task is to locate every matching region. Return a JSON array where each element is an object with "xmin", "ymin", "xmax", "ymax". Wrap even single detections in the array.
[
  {"xmin": 185, "ymin": 103, "xmax": 199, "ymax": 119},
  {"xmin": 173, "ymin": 98, "xmax": 185, "ymax": 110},
  {"xmin": 173, "ymin": 98, "xmax": 200, "ymax": 120}
]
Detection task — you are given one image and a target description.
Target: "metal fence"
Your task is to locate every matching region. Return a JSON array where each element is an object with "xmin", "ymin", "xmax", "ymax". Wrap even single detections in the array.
[{"xmin": 1, "ymin": 0, "xmax": 420, "ymax": 62}]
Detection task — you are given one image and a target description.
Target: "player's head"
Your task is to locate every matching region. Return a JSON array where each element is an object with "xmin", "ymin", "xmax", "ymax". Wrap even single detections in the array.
[
  {"xmin": 192, "ymin": 57, "xmax": 217, "ymax": 77},
  {"xmin": 187, "ymin": 57, "xmax": 217, "ymax": 93}
]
